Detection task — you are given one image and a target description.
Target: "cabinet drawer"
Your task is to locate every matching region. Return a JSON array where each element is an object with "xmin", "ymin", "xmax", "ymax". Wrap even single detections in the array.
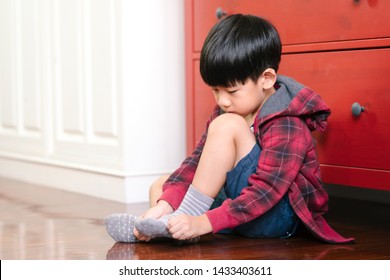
[
  {"xmin": 279, "ymin": 48, "xmax": 390, "ymax": 188},
  {"xmin": 193, "ymin": 0, "xmax": 390, "ymax": 52}
]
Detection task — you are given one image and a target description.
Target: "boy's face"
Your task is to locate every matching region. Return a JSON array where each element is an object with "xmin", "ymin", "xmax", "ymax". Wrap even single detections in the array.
[{"xmin": 211, "ymin": 73, "xmax": 274, "ymax": 123}]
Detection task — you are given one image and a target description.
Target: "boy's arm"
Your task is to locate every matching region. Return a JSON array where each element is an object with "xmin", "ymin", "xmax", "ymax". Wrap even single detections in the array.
[{"xmin": 206, "ymin": 116, "xmax": 312, "ymax": 232}]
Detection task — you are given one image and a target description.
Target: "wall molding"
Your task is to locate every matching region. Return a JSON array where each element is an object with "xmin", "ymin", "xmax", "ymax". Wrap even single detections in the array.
[{"xmin": 0, "ymin": 155, "xmax": 171, "ymax": 203}]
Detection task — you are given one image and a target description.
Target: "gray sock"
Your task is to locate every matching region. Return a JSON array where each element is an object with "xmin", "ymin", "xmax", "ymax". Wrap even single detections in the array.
[
  {"xmin": 105, "ymin": 213, "xmax": 139, "ymax": 243},
  {"xmin": 135, "ymin": 184, "xmax": 214, "ymax": 240}
]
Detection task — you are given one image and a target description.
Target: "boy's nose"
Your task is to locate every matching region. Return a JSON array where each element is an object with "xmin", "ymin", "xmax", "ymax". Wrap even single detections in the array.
[{"xmin": 217, "ymin": 92, "xmax": 231, "ymax": 108}]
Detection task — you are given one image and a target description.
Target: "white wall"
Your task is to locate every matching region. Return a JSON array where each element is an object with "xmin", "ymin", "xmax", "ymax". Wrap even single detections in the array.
[{"xmin": 0, "ymin": 0, "xmax": 186, "ymax": 203}]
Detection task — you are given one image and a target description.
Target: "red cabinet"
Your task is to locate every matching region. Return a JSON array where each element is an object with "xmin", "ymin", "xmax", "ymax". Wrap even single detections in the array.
[
  {"xmin": 280, "ymin": 49, "xmax": 390, "ymax": 190},
  {"xmin": 185, "ymin": 0, "xmax": 390, "ymax": 191},
  {"xmin": 193, "ymin": 0, "xmax": 390, "ymax": 52}
]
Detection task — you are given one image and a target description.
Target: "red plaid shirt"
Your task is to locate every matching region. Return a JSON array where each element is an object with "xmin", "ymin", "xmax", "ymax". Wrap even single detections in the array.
[{"xmin": 160, "ymin": 75, "xmax": 354, "ymax": 244}]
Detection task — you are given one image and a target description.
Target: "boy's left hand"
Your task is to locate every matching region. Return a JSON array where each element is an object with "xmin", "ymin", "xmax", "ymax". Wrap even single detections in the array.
[{"xmin": 167, "ymin": 214, "xmax": 213, "ymax": 240}]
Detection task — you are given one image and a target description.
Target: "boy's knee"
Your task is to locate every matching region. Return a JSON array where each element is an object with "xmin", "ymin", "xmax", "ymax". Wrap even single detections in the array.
[
  {"xmin": 149, "ymin": 175, "xmax": 169, "ymax": 206},
  {"xmin": 150, "ymin": 175, "xmax": 169, "ymax": 193},
  {"xmin": 208, "ymin": 113, "xmax": 248, "ymax": 134}
]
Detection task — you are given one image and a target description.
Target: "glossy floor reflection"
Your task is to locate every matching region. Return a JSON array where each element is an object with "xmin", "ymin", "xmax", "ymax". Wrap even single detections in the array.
[
  {"xmin": 0, "ymin": 177, "xmax": 147, "ymax": 259},
  {"xmin": 1, "ymin": 177, "xmax": 389, "ymax": 259},
  {"xmin": 105, "ymin": 234, "xmax": 357, "ymax": 260}
]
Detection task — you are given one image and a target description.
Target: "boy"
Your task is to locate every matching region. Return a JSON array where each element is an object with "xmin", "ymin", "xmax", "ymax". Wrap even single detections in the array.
[{"xmin": 105, "ymin": 14, "xmax": 354, "ymax": 244}]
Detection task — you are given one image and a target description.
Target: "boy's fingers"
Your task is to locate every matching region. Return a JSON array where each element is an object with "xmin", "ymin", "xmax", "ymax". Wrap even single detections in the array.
[
  {"xmin": 167, "ymin": 215, "xmax": 181, "ymax": 229},
  {"xmin": 170, "ymin": 227, "xmax": 185, "ymax": 239},
  {"xmin": 133, "ymin": 228, "xmax": 152, "ymax": 242},
  {"xmin": 167, "ymin": 221, "xmax": 180, "ymax": 234}
]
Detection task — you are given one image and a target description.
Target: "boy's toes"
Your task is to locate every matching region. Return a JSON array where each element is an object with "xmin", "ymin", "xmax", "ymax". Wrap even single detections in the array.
[{"xmin": 105, "ymin": 213, "xmax": 139, "ymax": 243}]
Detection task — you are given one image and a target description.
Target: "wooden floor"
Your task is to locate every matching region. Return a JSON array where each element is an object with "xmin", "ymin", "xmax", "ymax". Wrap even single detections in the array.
[{"xmin": 0, "ymin": 177, "xmax": 389, "ymax": 260}]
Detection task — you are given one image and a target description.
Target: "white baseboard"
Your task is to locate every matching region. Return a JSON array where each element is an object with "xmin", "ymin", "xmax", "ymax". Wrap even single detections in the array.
[{"xmin": 0, "ymin": 156, "xmax": 167, "ymax": 203}]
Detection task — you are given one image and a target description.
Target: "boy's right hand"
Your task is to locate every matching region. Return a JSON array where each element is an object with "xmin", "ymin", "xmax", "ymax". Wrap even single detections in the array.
[{"xmin": 133, "ymin": 200, "xmax": 174, "ymax": 241}]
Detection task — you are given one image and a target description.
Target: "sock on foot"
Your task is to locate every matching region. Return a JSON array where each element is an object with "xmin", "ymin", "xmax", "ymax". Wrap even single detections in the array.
[
  {"xmin": 105, "ymin": 213, "xmax": 139, "ymax": 243},
  {"xmin": 135, "ymin": 184, "xmax": 214, "ymax": 240}
]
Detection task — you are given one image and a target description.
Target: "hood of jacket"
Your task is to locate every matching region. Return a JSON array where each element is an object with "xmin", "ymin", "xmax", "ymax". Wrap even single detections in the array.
[{"xmin": 255, "ymin": 75, "xmax": 331, "ymax": 133}]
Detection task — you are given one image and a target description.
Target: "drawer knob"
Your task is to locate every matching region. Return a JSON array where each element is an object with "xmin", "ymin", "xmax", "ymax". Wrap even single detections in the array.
[
  {"xmin": 216, "ymin": 7, "xmax": 227, "ymax": 20},
  {"xmin": 352, "ymin": 102, "xmax": 365, "ymax": 116}
]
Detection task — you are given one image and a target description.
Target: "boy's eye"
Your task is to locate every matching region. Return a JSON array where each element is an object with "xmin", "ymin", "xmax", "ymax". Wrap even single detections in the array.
[
  {"xmin": 227, "ymin": 89, "xmax": 238, "ymax": 94},
  {"xmin": 212, "ymin": 87, "xmax": 238, "ymax": 94}
]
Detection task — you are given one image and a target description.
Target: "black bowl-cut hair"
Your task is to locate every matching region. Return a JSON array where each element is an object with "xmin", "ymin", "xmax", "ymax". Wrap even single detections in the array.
[{"xmin": 200, "ymin": 14, "xmax": 281, "ymax": 88}]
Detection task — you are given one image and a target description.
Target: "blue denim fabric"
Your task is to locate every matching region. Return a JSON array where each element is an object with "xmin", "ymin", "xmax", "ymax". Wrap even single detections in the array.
[{"xmin": 210, "ymin": 144, "xmax": 299, "ymax": 238}]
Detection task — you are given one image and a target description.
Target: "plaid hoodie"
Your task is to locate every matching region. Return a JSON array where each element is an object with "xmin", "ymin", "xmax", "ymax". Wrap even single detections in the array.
[{"xmin": 160, "ymin": 75, "xmax": 354, "ymax": 244}]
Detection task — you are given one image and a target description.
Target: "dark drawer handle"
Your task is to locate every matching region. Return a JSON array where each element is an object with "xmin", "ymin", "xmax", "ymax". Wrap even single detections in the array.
[
  {"xmin": 352, "ymin": 102, "xmax": 365, "ymax": 116},
  {"xmin": 216, "ymin": 7, "xmax": 227, "ymax": 20}
]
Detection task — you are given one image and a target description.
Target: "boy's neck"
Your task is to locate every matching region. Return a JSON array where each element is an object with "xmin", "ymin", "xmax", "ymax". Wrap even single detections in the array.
[
  {"xmin": 246, "ymin": 87, "xmax": 276, "ymax": 126},
  {"xmin": 245, "ymin": 112, "xmax": 258, "ymax": 126},
  {"xmin": 260, "ymin": 86, "xmax": 276, "ymax": 110}
]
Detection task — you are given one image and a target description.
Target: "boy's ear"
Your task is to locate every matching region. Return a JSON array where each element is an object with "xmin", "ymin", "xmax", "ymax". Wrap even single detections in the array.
[{"xmin": 261, "ymin": 68, "xmax": 277, "ymax": 89}]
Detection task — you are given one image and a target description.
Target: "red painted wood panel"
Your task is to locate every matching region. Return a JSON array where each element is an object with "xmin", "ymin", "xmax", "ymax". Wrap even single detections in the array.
[
  {"xmin": 185, "ymin": 0, "xmax": 195, "ymax": 153},
  {"xmin": 193, "ymin": 0, "xmax": 390, "ymax": 52},
  {"xmin": 279, "ymin": 48, "xmax": 390, "ymax": 171},
  {"xmin": 321, "ymin": 165, "xmax": 390, "ymax": 191},
  {"xmin": 193, "ymin": 61, "xmax": 216, "ymax": 143}
]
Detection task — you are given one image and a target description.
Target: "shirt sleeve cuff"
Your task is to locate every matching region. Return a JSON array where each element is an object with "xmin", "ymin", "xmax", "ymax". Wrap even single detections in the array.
[
  {"xmin": 206, "ymin": 205, "xmax": 236, "ymax": 233},
  {"xmin": 158, "ymin": 187, "xmax": 187, "ymax": 210}
]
